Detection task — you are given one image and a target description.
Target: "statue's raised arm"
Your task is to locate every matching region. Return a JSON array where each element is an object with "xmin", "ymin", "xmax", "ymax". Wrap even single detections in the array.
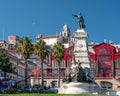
[
  {"xmin": 72, "ymin": 12, "xmax": 86, "ymax": 29},
  {"xmin": 72, "ymin": 14, "xmax": 78, "ymax": 17}
]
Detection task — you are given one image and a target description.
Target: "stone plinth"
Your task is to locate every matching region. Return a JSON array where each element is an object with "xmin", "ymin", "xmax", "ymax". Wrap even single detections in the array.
[{"xmin": 58, "ymin": 82, "xmax": 98, "ymax": 94}]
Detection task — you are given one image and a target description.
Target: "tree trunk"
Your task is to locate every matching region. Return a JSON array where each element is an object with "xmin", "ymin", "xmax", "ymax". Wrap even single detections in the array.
[
  {"xmin": 41, "ymin": 59, "xmax": 44, "ymax": 89},
  {"xmin": 25, "ymin": 58, "xmax": 28, "ymax": 87},
  {"xmin": 58, "ymin": 60, "xmax": 60, "ymax": 88}
]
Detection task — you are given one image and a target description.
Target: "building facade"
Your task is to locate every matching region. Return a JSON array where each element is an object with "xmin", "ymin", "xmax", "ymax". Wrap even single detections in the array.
[
  {"xmin": 8, "ymin": 35, "xmax": 20, "ymax": 50},
  {"xmin": 1, "ymin": 26, "xmax": 120, "ymax": 93},
  {"xmin": 31, "ymin": 25, "xmax": 120, "ymax": 93},
  {"xmin": 0, "ymin": 35, "xmax": 37, "ymax": 86},
  {"xmin": 89, "ymin": 43, "xmax": 120, "ymax": 92},
  {"xmin": 30, "ymin": 24, "xmax": 74, "ymax": 87}
]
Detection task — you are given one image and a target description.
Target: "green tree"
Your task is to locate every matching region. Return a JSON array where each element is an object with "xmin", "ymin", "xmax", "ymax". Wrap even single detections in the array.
[
  {"xmin": 52, "ymin": 41, "xmax": 65, "ymax": 87},
  {"xmin": 17, "ymin": 36, "xmax": 33, "ymax": 86},
  {"xmin": 34, "ymin": 39, "xmax": 49, "ymax": 88},
  {"xmin": 0, "ymin": 47, "xmax": 14, "ymax": 78}
]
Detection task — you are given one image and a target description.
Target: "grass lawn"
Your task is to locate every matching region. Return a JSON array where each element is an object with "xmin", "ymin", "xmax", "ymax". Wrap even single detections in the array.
[{"xmin": 0, "ymin": 93, "xmax": 108, "ymax": 96}]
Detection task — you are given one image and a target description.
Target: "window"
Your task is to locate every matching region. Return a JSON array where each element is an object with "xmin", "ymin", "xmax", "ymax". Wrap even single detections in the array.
[
  {"xmin": 101, "ymin": 81, "xmax": 112, "ymax": 89},
  {"xmin": 52, "ymin": 60, "xmax": 58, "ymax": 67},
  {"xmin": 115, "ymin": 58, "xmax": 120, "ymax": 68},
  {"xmin": 98, "ymin": 56, "xmax": 111, "ymax": 61},
  {"xmin": 98, "ymin": 48, "xmax": 110, "ymax": 55},
  {"xmin": 52, "ymin": 68, "xmax": 58, "ymax": 75},
  {"xmin": 97, "ymin": 48, "xmax": 112, "ymax": 77},
  {"xmin": 43, "ymin": 81, "xmax": 47, "ymax": 87},
  {"xmin": 51, "ymin": 81, "xmax": 57, "ymax": 87},
  {"xmin": 64, "ymin": 33, "xmax": 66, "ymax": 36}
]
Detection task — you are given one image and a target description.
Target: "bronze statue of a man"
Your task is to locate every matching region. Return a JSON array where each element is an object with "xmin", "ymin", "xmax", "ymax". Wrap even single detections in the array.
[{"xmin": 72, "ymin": 12, "xmax": 86, "ymax": 29}]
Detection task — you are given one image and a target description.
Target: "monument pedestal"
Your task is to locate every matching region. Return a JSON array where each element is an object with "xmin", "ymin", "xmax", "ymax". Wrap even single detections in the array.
[
  {"xmin": 59, "ymin": 13, "xmax": 100, "ymax": 94},
  {"xmin": 58, "ymin": 82, "xmax": 98, "ymax": 94}
]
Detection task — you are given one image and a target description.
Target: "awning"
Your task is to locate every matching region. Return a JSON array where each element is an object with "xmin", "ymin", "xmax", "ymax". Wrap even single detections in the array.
[{"xmin": 31, "ymin": 69, "xmax": 41, "ymax": 74}]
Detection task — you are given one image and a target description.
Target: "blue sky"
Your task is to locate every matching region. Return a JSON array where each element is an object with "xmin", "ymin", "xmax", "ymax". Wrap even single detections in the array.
[{"xmin": 0, "ymin": 0, "xmax": 120, "ymax": 43}]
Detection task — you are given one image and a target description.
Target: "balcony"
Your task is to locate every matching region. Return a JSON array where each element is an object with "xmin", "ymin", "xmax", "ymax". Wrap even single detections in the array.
[{"xmin": 30, "ymin": 73, "xmax": 66, "ymax": 79}]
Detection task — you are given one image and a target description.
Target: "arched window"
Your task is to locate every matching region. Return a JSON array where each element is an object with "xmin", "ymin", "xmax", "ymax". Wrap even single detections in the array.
[
  {"xmin": 97, "ymin": 48, "xmax": 112, "ymax": 77},
  {"xmin": 64, "ymin": 33, "xmax": 66, "ymax": 36},
  {"xmin": 101, "ymin": 81, "xmax": 112, "ymax": 89},
  {"xmin": 98, "ymin": 55, "xmax": 111, "ymax": 61},
  {"xmin": 98, "ymin": 48, "xmax": 110, "ymax": 55}
]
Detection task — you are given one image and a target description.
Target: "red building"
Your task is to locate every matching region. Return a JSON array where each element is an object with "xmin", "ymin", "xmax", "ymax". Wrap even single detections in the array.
[
  {"xmin": 30, "ymin": 45, "xmax": 74, "ymax": 87},
  {"xmin": 89, "ymin": 43, "xmax": 120, "ymax": 92}
]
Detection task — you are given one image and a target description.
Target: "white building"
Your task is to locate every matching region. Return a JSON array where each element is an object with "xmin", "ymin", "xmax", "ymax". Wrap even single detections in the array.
[{"xmin": 30, "ymin": 24, "xmax": 74, "ymax": 87}]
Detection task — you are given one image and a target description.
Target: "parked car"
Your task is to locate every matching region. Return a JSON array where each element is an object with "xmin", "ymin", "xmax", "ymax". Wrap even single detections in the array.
[
  {"xmin": 48, "ymin": 87, "xmax": 58, "ymax": 92},
  {"xmin": 30, "ymin": 85, "xmax": 42, "ymax": 91}
]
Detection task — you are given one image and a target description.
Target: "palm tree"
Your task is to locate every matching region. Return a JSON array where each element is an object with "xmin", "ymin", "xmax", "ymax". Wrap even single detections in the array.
[
  {"xmin": 17, "ymin": 36, "xmax": 33, "ymax": 86},
  {"xmin": 0, "ymin": 47, "xmax": 14, "ymax": 78},
  {"xmin": 34, "ymin": 38, "xmax": 50, "ymax": 88},
  {"xmin": 52, "ymin": 41, "xmax": 65, "ymax": 87}
]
